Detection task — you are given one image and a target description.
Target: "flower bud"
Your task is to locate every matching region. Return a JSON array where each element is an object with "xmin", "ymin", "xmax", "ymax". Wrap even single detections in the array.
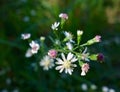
[
  {"xmin": 59, "ymin": 13, "xmax": 68, "ymax": 20},
  {"xmin": 77, "ymin": 30, "xmax": 83, "ymax": 36},
  {"xmin": 97, "ymin": 53, "xmax": 104, "ymax": 62},
  {"xmin": 40, "ymin": 36, "xmax": 45, "ymax": 41},
  {"xmin": 48, "ymin": 49, "xmax": 57, "ymax": 58},
  {"xmin": 94, "ymin": 35, "xmax": 101, "ymax": 42},
  {"xmin": 81, "ymin": 63, "xmax": 90, "ymax": 76}
]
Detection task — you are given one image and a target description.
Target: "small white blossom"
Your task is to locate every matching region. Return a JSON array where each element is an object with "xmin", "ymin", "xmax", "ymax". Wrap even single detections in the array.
[
  {"xmin": 102, "ymin": 86, "xmax": 109, "ymax": 92},
  {"xmin": 40, "ymin": 55, "xmax": 54, "ymax": 70},
  {"xmin": 21, "ymin": 33, "xmax": 31, "ymax": 40},
  {"xmin": 29, "ymin": 41, "xmax": 40, "ymax": 54},
  {"xmin": 55, "ymin": 53, "xmax": 77, "ymax": 75},
  {"xmin": 51, "ymin": 22, "xmax": 60, "ymax": 30},
  {"xmin": 55, "ymin": 39, "xmax": 60, "ymax": 45},
  {"xmin": 66, "ymin": 42, "xmax": 73, "ymax": 50},
  {"xmin": 81, "ymin": 83, "xmax": 88, "ymax": 91},
  {"xmin": 91, "ymin": 84, "xmax": 97, "ymax": 90},
  {"xmin": 64, "ymin": 31, "xmax": 74, "ymax": 42},
  {"xmin": 109, "ymin": 89, "xmax": 115, "ymax": 92},
  {"xmin": 77, "ymin": 30, "xmax": 83, "ymax": 36},
  {"xmin": 25, "ymin": 48, "xmax": 33, "ymax": 58},
  {"xmin": 81, "ymin": 47, "xmax": 90, "ymax": 62}
]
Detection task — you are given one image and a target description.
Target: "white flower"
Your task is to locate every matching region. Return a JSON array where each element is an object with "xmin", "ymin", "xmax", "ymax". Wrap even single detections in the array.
[
  {"xmin": 66, "ymin": 42, "xmax": 73, "ymax": 50},
  {"xmin": 51, "ymin": 22, "xmax": 60, "ymax": 30},
  {"xmin": 91, "ymin": 84, "xmax": 97, "ymax": 90},
  {"xmin": 55, "ymin": 53, "xmax": 77, "ymax": 75},
  {"xmin": 64, "ymin": 31, "xmax": 74, "ymax": 42},
  {"xmin": 25, "ymin": 48, "xmax": 33, "ymax": 58},
  {"xmin": 21, "ymin": 33, "xmax": 31, "ymax": 40},
  {"xmin": 55, "ymin": 39, "xmax": 60, "ymax": 45},
  {"xmin": 81, "ymin": 83, "xmax": 88, "ymax": 91},
  {"xmin": 102, "ymin": 86, "xmax": 109, "ymax": 92},
  {"xmin": 29, "ymin": 41, "xmax": 40, "ymax": 54},
  {"xmin": 109, "ymin": 89, "xmax": 115, "ymax": 92},
  {"xmin": 40, "ymin": 55, "xmax": 54, "ymax": 70},
  {"xmin": 81, "ymin": 47, "xmax": 90, "ymax": 62},
  {"xmin": 77, "ymin": 30, "xmax": 83, "ymax": 36}
]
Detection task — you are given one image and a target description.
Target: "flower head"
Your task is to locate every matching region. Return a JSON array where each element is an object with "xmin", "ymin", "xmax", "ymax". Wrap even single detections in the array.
[
  {"xmin": 64, "ymin": 31, "xmax": 74, "ymax": 42},
  {"xmin": 97, "ymin": 53, "xmax": 104, "ymax": 62},
  {"xmin": 55, "ymin": 53, "xmax": 78, "ymax": 75},
  {"xmin": 59, "ymin": 13, "xmax": 68, "ymax": 20},
  {"xmin": 40, "ymin": 55, "xmax": 54, "ymax": 70},
  {"xmin": 81, "ymin": 83, "xmax": 88, "ymax": 91},
  {"xmin": 66, "ymin": 42, "xmax": 73, "ymax": 50},
  {"xmin": 81, "ymin": 63, "xmax": 90, "ymax": 76},
  {"xmin": 94, "ymin": 35, "xmax": 101, "ymax": 42},
  {"xmin": 21, "ymin": 33, "xmax": 31, "ymax": 40},
  {"xmin": 48, "ymin": 49, "xmax": 57, "ymax": 58},
  {"xmin": 29, "ymin": 41, "xmax": 40, "ymax": 54},
  {"xmin": 81, "ymin": 47, "xmax": 90, "ymax": 61},
  {"xmin": 51, "ymin": 22, "xmax": 60, "ymax": 30}
]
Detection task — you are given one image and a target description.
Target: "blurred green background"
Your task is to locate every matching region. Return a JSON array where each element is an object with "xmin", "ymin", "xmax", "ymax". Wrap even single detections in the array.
[{"xmin": 0, "ymin": 0, "xmax": 120, "ymax": 92}]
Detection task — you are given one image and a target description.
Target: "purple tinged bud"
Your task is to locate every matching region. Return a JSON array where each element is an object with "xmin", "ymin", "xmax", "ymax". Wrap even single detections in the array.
[
  {"xmin": 95, "ymin": 35, "xmax": 101, "ymax": 42},
  {"xmin": 97, "ymin": 53, "xmax": 104, "ymax": 62}
]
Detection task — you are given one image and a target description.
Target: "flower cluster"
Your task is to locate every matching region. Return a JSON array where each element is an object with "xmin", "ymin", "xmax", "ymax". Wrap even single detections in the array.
[{"xmin": 21, "ymin": 13, "xmax": 104, "ymax": 76}]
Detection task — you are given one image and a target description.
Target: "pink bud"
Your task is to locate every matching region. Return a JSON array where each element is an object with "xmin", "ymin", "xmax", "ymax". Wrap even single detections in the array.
[
  {"xmin": 59, "ymin": 13, "xmax": 68, "ymax": 20},
  {"xmin": 81, "ymin": 63, "xmax": 90, "ymax": 76},
  {"xmin": 95, "ymin": 35, "xmax": 101, "ymax": 42},
  {"xmin": 48, "ymin": 49, "xmax": 57, "ymax": 58}
]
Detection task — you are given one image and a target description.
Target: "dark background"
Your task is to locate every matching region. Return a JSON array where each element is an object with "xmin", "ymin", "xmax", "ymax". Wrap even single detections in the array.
[{"xmin": 0, "ymin": 0, "xmax": 120, "ymax": 92}]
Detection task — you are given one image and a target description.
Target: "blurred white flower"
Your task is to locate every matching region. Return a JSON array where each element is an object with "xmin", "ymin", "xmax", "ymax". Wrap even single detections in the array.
[
  {"xmin": 91, "ymin": 84, "xmax": 97, "ymax": 90},
  {"xmin": 55, "ymin": 53, "xmax": 77, "ymax": 75},
  {"xmin": 109, "ymin": 88, "xmax": 115, "ymax": 92},
  {"xmin": 40, "ymin": 55, "xmax": 54, "ymax": 70},
  {"xmin": 6, "ymin": 78, "xmax": 11, "ymax": 85},
  {"xmin": 21, "ymin": 33, "xmax": 31, "ymax": 40},
  {"xmin": 40, "ymin": 36, "xmax": 45, "ymax": 41},
  {"xmin": 30, "ymin": 9, "xmax": 36, "ymax": 16},
  {"xmin": 12, "ymin": 89, "xmax": 19, "ymax": 92},
  {"xmin": 81, "ymin": 47, "xmax": 90, "ymax": 62},
  {"xmin": 25, "ymin": 48, "xmax": 33, "ymax": 58},
  {"xmin": 55, "ymin": 39, "xmax": 60, "ymax": 45},
  {"xmin": 51, "ymin": 22, "xmax": 60, "ymax": 30},
  {"xmin": 81, "ymin": 83, "xmax": 88, "ymax": 91},
  {"xmin": 66, "ymin": 42, "xmax": 73, "ymax": 50},
  {"xmin": 1, "ymin": 89, "xmax": 8, "ymax": 92},
  {"xmin": 29, "ymin": 41, "xmax": 40, "ymax": 54},
  {"xmin": 64, "ymin": 31, "xmax": 74, "ymax": 42},
  {"xmin": 102, "ymin": 86, "xmax": 109, "ymax": 92},
  {"xmin": 23, "ymin": 16, "xmax": 30, "ymax": 22}
]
